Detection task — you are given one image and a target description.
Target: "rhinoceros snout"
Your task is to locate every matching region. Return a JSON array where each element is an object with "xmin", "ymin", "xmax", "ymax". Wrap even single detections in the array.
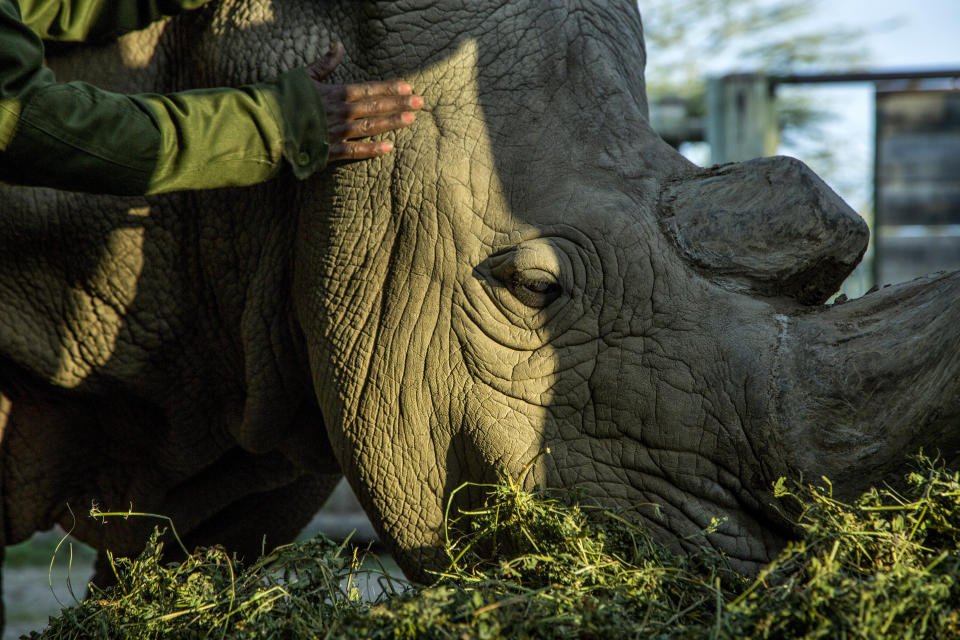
[{"xmin": 777, "ymin": 269, "xmax": 960, "ymax": 494}]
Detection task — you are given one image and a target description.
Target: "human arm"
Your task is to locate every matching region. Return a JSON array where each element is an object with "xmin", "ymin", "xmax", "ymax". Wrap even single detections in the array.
[
  {"xmin": 0, "ymin": 0, "xmax": 421, "ymax": 195},
  {"xmin": 0, "ymin": 0, "xmax": 325, "ymax": 196}
]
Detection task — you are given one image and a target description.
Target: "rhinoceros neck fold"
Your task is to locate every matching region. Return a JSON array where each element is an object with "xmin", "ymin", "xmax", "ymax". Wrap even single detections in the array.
[{"xmin": 778, "ymin": 271, "xmax": 960, "ymax": 494}]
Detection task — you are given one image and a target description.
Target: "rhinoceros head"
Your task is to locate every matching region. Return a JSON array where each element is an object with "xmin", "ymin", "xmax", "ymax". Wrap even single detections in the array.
[{"xmin": 285, "ymin": 0, "xmax": 960, "ymax": 576}]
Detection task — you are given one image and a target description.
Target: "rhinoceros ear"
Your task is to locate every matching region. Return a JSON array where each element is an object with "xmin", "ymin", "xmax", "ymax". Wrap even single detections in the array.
[{"xmin": 657, "ymin": 156, "xmax": 869, "ymax": 305}]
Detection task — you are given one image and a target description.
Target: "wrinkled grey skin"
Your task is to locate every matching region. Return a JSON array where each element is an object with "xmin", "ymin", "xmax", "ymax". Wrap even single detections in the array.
[{"xmin": 1, "ymin": 0, "xmax": 958, "ymax": 612}]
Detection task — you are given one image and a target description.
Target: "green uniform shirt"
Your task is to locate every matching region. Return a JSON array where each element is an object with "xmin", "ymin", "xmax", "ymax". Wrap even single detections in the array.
[{"xmin": 0, "ymin": 0, "xmax": 328, "ymax": 195}]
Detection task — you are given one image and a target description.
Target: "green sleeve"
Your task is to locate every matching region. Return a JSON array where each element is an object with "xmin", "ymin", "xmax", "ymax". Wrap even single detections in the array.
[
  {"xmin": 0, "ymin": 0, "xmax": 328, "ymax": 195},
  {"xmin": 17, "ymin": 0, "xmax": 210, "ymax": 42},
  {"xmin": 138, "ymin": 70, "xmax": 329, "ymax": 194}
]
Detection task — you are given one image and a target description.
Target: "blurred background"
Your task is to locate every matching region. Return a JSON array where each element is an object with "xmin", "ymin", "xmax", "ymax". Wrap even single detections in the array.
[
  {"xmin": 643, "ymin": 0, "xmax": 960, "ymax": 297},
  {"xmin": 4, "ymin": 1, "xmax": 959, "ymax": 637}
]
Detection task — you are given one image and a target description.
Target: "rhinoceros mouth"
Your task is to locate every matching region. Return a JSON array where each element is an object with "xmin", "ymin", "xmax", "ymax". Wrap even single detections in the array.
[
  {"xmin": 608, "ymin": 464, "xmax": 791, "ymax": 571},
  {"xmin": 552, "ymin": 432, "xmax": 791, "ymax": 571}
]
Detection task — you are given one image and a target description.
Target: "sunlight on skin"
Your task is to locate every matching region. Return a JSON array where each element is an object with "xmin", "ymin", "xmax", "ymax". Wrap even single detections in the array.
[
  {"xmin": 302, "ymin": 37, "xmax": 556, "ymax": 562},
  {"xmin": 117, "ymin": 0, "xmax": 279, "ymax": 71},
  {"xmin": 52, "ymin": 210, "xmax": 147, "ymax": 387},
  {"xmin": 0, "ymin": 393, "xmax": 9, "ymax": 439},
  {"xmin": 117, "ymin": 20, "xmax": 169, "ymax": 69}
]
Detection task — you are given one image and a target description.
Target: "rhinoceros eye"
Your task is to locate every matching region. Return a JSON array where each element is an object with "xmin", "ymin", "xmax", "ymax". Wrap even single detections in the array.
[
  {"xmin": 485, "ymin": 240, "xmax": 567, "ymax": 312},
  {"xmin": 509, "ymin": 269, "xmax": 562, "ymax": 308}
]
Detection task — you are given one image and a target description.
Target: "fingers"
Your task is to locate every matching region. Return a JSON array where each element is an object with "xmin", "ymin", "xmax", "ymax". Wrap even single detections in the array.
[
  {"xmin": 325, "ymin": 103, "xmax": 418, "ymax": 164},
  {"xmin": 329, "ymin": 111, "xmax": 416, "ymax": 143},
  {"xmin": 306, "ymin": 43, "xmax": 423, "ymax": 162},
  {"xmin": 342, "ymin": 80, "xmax": 413, "ymax": 102},
  {"xmin": 309, "ymin": 42, "xmax": 345, "ymax": 82},
  {"xmin": 329, "ymin": 94, "xmax": 423, "ymax": 121},
  {"xmin": 317, "ymin": 81, "xmax": 416, "ymax": 107},
  {"xmin": 328, "ymin": 140, "xmax": 395, "ymax": 162}
]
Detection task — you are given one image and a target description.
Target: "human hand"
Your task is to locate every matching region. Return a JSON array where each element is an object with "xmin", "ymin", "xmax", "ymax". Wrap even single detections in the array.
[{"xmin": 308, "ymin": 43, "xmax": 423, "ymax": 161}]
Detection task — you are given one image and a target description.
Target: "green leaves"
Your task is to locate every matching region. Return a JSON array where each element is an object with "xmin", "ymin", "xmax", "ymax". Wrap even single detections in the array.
[
  {"xmin": 726, "ymin": 453, "xmax": 960, "ymax": 639},
  {"xmin": 34, "ymin": 453, "xmax": 960, "ymax": 639}
]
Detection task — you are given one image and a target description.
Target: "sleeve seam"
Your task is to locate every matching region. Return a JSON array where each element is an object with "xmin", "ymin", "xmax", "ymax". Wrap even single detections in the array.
[
  {"xmin": 15, "ymin": 84, "xmax": 156, "ymax": 171},
  {"xmin": 11, "ymin": 116, "xmax": 153, "ymax": 175}
]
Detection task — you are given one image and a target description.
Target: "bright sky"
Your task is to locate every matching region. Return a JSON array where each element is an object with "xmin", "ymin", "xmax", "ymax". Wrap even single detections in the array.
[
  {"xmin": 775, "ymin": 0, "xmax": 959, "ymax": 206},
  {"xmin": 826, "ymin": 0, "xmax": 960, "ymax": 68},
  {"xmin": 670, "ymin": 0, "xmax": 959, "ymax": 207}
]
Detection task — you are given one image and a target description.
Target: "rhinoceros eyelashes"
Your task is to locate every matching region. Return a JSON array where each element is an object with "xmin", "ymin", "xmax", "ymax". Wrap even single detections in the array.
[
  {"xmin": 487, "ymin": 244, "xmax": 565, "ymax": 311},
  {"xmin": 508, "ymin": 269, "xmax": 562, "ymax": 308}
]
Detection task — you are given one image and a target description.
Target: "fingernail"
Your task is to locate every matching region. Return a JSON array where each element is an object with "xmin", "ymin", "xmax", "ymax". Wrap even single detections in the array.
[
  {"xmin": 381, "ymin": 141, "xmax": 394, "ymax": 152},
  {"xmin": 397, "ymin": 83, "xmax": 412, "ymax": 95},
  {"xmin": 401, "ymin": 112, "xmax": 416, "ymax": 124},
  {"xmin": 410, "ymin": 95, "xmax": 424, "ymax": 109}
]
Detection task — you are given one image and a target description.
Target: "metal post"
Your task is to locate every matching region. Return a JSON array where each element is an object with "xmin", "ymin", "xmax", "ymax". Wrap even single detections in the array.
[{"xmin": 706, "ymin": 74, "xmax": 778, "ymax": 164}]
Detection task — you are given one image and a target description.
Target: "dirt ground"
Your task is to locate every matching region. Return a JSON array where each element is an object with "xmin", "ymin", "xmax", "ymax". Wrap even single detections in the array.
[{"xmin": 4, "ymin": 561, "xmax": 95, "ymax": 640}]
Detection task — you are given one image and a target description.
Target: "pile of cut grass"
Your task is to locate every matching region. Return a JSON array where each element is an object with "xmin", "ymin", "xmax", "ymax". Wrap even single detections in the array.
[{"xmin": 28, "ymin": 453, "xmax": 960, "ymax": 639}]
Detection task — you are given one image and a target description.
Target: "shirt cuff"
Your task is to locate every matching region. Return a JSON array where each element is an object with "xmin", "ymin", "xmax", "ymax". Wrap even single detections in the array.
[
  {"xmin": 139, "ymin": 69, "xmax": 328, "ymax": 194},
  {"xmin": 258, "ymin": 68, "xmax": 329, "ymax": 180}
]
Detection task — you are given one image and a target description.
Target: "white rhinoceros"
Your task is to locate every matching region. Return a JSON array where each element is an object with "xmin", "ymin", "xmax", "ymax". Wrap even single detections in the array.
[{"xmin": 1, "ymin": 0, "xmax": 958, "ymax": 616}]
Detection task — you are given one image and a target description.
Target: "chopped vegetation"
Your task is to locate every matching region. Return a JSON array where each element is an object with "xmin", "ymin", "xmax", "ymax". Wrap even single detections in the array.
[{"xmin": 29, "ymin": 453, "xmax": 960, "ymax": 639}]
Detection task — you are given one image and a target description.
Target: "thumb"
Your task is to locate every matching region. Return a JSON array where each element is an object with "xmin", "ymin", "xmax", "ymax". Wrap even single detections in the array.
[{"xmin": 309, "ymin": 42, "xmax": 345, "ymax": 81}]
